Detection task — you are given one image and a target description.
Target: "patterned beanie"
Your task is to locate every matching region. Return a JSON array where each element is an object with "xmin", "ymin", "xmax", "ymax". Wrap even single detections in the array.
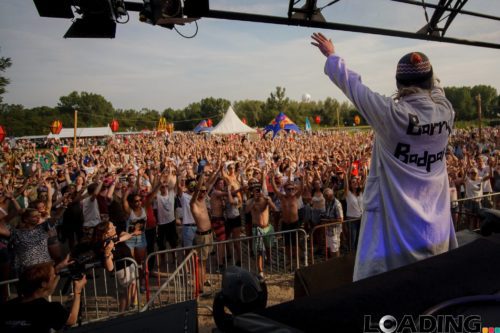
[{"xmin": 396, "ymin": 52, "xmax": 433, "ymax": 86}]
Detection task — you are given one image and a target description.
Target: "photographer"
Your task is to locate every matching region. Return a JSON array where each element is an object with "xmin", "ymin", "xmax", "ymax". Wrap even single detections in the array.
[
  {"xmin": 0, "ymin": 261, "xmax": 87, "ymax": 332},
  {"xmin": 93, "ymin": 220, "xmax": 140, "ymax": 312}
]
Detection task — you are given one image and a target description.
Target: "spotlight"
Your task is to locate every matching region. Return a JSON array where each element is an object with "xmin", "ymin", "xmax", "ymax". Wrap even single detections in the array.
[
  {"xmin": 290, "ymin": 0, "xmax": 326, "ymax": 22},
  {"xmin": 33, "ymin": 0, "xmax": 74, "ymax": 18},
  {"xmin": 64, "ymin": 0, "xmax": 117, "ymax": 38},
  {"xmin": 140, "ymin": 0, "xmax": 199, "ymax": 30},
  {"xmin": 64, "ymin": 16, "xmax": 117, "ymax": 38}
]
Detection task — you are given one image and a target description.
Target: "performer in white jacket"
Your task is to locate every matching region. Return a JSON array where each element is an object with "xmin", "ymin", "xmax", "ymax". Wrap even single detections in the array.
[{"xmin": 311, "ymin": 32, "xmax": 458, "ymax": 281}]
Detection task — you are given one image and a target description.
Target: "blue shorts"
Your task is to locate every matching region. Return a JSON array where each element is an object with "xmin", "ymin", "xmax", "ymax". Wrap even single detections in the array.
[
  {"xmin": 183, "ymin": 225, "xmax": 197, "ymax": 248},
  {"xmin": 126, "ymin": 233, "xmax": 147, "ymax": 249}
]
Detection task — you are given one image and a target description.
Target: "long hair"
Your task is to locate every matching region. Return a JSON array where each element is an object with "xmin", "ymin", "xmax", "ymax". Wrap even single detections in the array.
[
  {"xmin": 92, "ymin": 221, "xmax": 111, "ymax": 255},
  {"xmin": 394, "ymin": 73, "xmax": 435, "ymax": 100}
]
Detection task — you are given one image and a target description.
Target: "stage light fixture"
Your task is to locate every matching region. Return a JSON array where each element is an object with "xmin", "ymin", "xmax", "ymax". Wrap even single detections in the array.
[
  {"xmin": 139, "ymin": 0, "xmax": 199, "ymax": 30},
  {"xmin": 290, "ymin": 0, "xmax": 326, "ymax": 22},
  {"xmin": 64, "ymin": 16, "xmax": 117, "ymax": 38},
  {"xmin": 33, "ymin": 0, "xmax": 74, "ymax": 18}
]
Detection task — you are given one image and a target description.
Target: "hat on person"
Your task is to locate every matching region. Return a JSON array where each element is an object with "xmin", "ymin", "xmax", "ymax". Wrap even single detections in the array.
[{"xmin": 396, "ymin": 52, "xmax": 433, "ymax": 87}]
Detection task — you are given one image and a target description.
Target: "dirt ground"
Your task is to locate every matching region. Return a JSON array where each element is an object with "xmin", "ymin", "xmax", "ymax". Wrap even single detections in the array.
[{"xmin": 197, "ymin": 273, "xmax": 295, "ymax": 333}]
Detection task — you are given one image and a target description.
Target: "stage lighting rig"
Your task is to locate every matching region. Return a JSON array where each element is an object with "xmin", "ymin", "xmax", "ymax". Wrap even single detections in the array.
[
  {"xmin": 139, "ymin": 0, "xmax": 199, "ymax": 30},
  {"xmin": 33, "ymin": 0, "xmax": 202, "ymax": 37},
  {"xmin": 33, "ymin": 0, "xmax": 132, "ymax": 38},
  {"xmin": 288, "ymin": 0, "xmax": 326, "ymax": 22}
]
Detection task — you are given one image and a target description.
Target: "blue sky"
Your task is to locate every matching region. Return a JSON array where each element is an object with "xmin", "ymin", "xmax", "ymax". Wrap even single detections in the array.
[{"xmin": 0, "ymin": 0, "xmax": 499, "ymax": 111}]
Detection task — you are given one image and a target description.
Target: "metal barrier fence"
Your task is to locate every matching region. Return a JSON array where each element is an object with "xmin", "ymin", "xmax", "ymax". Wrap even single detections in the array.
[
  {"xmin": 142, "ymin": 250, "xmax": 199, "ymax": 311},
  {"xmin": 308, "ymin": 193, "xmax": 500, "ymax": 264},
  {"xmin": 309, "ymin": 218, "xmax": 360, "ymax": 265},
  {"xmin": 145, "ymin": 228, "xmax": 309, "ymax": 300},
  {"xmin": 0, "ymin": 257, "xmax": 141, "ymax": 325},
  {"xmin": 452, "ymin": 192, "xmax": 500, "ymax": 231}
]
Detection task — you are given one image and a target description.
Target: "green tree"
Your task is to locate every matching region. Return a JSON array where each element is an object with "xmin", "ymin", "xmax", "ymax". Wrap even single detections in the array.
[
  {"xmin": 57, "ymin": 91, "xmax": 115, "ymax": 127},
  {"xmin": 470, "ymin": 85, "xmax": 498, "ymax": 118},
  {"xmin": 263, "ymin": 86, "xmax": 289, "ymax": 124},
  {"xmin": 233, "ymin": 100, "xmax": 265, "ymax": 127},
  {"xmin": 0, "ymin": 49, "xmax": 12, "ymax": 104}
]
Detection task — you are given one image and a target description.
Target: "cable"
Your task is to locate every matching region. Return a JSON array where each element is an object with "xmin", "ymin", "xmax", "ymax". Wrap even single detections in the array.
[
  {"xmin": 174, "ymin": 20, "xmax": 199, "ymax": 39},
  {"xmin": 421, "ymin": 0, "xmax": 430, "ymax": 24},
  {"xmin": 319, "ymin": 0, "xmax": 342, "ymax": 11}
]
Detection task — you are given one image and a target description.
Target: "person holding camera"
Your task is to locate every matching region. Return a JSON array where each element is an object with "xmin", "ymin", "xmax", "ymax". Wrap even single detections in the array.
[
  {"xmin": 0, "ymin": 261, "xmax": 87, "ymax": 332},
  {"xmin": 93, "ymin": 220, "xmax": 141, "ymax": 311}
]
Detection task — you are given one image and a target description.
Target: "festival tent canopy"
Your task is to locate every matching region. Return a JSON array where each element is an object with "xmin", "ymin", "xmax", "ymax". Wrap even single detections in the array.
[
  {"xmin": 47, "ymin": 126, "xmax": 113, "ymax": 139},
  {"xmin": 193, "ymin": 120, "xmax": 213, "ymax": 134},
  {"xmin": 211, "ymin": 106, "xmax": 257, "ymax": 135},
  {"xmin": 264, "ymin": 112, "xmax": 301, "ymax": 138}
]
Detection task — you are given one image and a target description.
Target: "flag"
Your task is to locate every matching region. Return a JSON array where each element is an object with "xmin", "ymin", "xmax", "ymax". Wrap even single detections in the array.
[{"xmin": 305, "ymin": 117, "xmax": 312, "ymax": 132}]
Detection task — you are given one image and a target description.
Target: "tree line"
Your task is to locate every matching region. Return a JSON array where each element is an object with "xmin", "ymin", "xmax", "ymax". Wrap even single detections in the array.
[
  {"xmin": 0, "ymin": 49, "xmax": 499, "ymax": 137},
  {"xmin": 0, "ymin": 85, "xmax": 499, "ymax": 137}
]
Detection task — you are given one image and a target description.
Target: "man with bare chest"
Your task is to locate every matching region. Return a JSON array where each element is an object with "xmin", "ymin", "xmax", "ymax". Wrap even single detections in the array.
[
  {"xmin": 271, "ymin": 178, "xmax": 302, "ymax": 254},
  {"xmin": 209, "ymin": 178, "xmax": 228, "ymax": 269},
  {"xmin": 245, "ymin": 185, "xmax": 276, "ymax": 278},
  {"xmin": 190, "ymin": 170, "xmax": 218, "ymax": 292}
]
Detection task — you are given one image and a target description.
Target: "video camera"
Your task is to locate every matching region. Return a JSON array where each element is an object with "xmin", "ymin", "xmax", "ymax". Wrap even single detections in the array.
[{"xmin": 59, "ymin": 250, "xmax": 97, "ymax": 281}]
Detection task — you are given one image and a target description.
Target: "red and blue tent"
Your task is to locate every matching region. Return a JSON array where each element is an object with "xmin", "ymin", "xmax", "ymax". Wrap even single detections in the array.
[
  {"xmin": 193, "ymin": 120, "xmax": 213, "ymax": 134},
  {"xmin": 264, "ymin": 112, "xmax": 301, "ymax": 138}
]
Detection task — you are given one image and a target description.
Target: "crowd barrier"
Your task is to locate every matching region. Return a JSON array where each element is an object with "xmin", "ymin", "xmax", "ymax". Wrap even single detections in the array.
[
  {"xmin": 145, "ymin": 228, "xmax": 309, "ymax": 300},
  {"xmin": 142, "ymin": 250, "xmax": 199, "ymax": 311},
  {"xmin": 309, "ymin": 218, "xmax": 360, "ymax": 265},
  {"xmin": 2, "ymin": 193, "xmax": 498, "ymax": 328},
  {"xmin": 452, "ymin": 192, "xmax": 500, "ymax": 231}
]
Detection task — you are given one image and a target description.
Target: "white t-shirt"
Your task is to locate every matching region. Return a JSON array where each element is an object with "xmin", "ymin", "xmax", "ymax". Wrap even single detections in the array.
[
  {"xmin": 82, "ymin": 196, "xmax": 101, "ymax": 227},
  {"xmin": 478, "ymin": 166, "xmax": 492, "ymax": 193},
  {"xmin": 345, "ymin": 190, "xmax": 363, "ymax": 218},
  {"xmin": 180, "ymin": 192, "xmax": 195, "ymax": 225},
  {"xmin": 465, "ymin": 178, "xmax": 483, "ymax": 200},
  {"xmin": 157, "ymin": 191, "xmax": 176, "ymax": 224}
]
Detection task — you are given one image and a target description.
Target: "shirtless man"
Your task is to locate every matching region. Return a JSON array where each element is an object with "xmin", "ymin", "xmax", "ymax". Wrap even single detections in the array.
[
  {"xmin": 210, "ymin": 178, "xmax": 228, "ymax": 269},
  {"xmin": 245, "ymin": 184, "xmax": 276, "ymax": 278},
  {"xmin": 271, "ymin": 177, "xmax": 303, "ymax": 263},
  {"xmin": 190, "ymin": 169, "xmax": 219, "ymax": 291}
]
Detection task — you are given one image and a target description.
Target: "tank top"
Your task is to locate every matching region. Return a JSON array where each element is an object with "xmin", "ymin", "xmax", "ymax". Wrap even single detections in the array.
[{"xmin": 346, "ymin": 191, "xmax": 363, "ymax": 218}]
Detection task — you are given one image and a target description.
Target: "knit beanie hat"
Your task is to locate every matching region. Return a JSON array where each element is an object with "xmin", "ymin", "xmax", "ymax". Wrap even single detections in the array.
[{"xmin": 396, "ymin": 52, "xmax": 433, "ymax": 87}]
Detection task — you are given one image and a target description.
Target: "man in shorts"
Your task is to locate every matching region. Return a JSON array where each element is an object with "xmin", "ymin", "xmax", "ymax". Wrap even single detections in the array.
[
  {"xmin": 191, "ymin": 168, "xmax": 219, "ymax": 292},
  {"xmin": 209, "ymin": 178, "xmax": 228, "ymax": 269},
  {"xmin": 245, "ymin": 184, "xmax": 276, "ymax": 278}
]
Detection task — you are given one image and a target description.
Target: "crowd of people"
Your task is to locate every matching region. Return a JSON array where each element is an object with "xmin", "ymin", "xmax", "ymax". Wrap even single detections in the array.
[{"xmin": 0, "ymin": 125, "xmax": 498, "ymax": 305}]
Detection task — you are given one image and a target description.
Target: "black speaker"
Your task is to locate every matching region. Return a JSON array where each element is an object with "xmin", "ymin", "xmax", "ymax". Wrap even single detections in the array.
[
  {"xmin": 68, "ymin": 300, "xmax": 197, "ymax": 333},
  {"xmin": 294, "ymin": 254, "xmax": 355, "ymax": 298},
  {"xmin": 33, "ymin": 0, "xmax": 74, "ymax": 19}
]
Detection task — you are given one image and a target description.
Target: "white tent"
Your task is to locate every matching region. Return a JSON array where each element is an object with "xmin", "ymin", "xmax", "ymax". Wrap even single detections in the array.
[
  {"xmin": 47, "ymin": 126, "xmax": 113, "ymax": 139},
  {"xmin": 211, "ymin": 106, "xmax": 257, "ymax": 135}
]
